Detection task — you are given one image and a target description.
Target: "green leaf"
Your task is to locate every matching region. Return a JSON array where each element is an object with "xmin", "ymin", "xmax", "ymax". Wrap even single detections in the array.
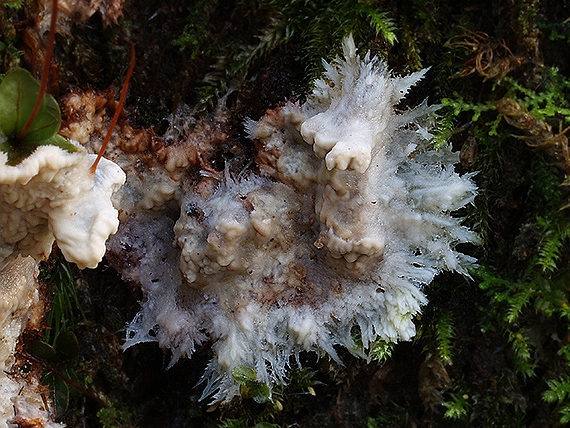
[
  {"xmin": 54, "ymin": 330, "xmax": 80, "ymax": 358},
  {"xmin": 435, "ymin": 312, "xmax": 455, "ymax": 364},
  {"xmin": 51, "ymin": 373, "xmax": 70, "ymax": 417},
  {"xmin": 0, "ymin": 69, "xmax": 76, "ymax": 165},
  {"xmin": 231, "ymin": 366, "xmax": 257, "ymax": 384},
  {"xmin": 366, "ymin": 9, "xmax": 398, "ymax": 45},
  {"xmin": 45, "ymin": 133, "xmax": 78, "ymax": 153},
  {"xmin": 0, "ymin": 68, "xmax": 61, "ymax": 142},
  {"xmin": 251, "ymin": 382, "xmax": 271, "ymax": 404},
  {"xmin": 27, "ymin": 339, "xmax": 58, "ymax": 361},
  {"xmin": 444, "ymin": 393, "xmax": 470, "ymax": 420},
  {"xmin": 0, "ymin": 135, "xmax": 77, "ymax": 166}
]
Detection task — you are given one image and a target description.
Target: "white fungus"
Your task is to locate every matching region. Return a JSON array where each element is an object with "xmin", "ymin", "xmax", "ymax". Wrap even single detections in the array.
[
  {"xmin": 107, "ymin": 36, "xmax": 478, "ymax": 402},
  {"xmin": 0, "ymin": 142, "xmax": 125, "ymax": 425},
  {"xmin": 0, "ymin": 256, "xmax": 63, "ymax": 428},
  {"xmin": 0, "ymin": 145, "xmax": 126, "ymax": 270}
]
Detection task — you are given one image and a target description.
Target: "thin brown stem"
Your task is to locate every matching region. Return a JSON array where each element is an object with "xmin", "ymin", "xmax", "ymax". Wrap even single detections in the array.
[
  {"xmin": 17, "ymin": 0, "xmax": 58, "ymax": 140},
  {"xmin": 90, "ymin": 43, "xmax": 136, "ymax": 173},
  {"xmin": 19, "ymin": 352, "xmax": 109, "ymax": 408}
]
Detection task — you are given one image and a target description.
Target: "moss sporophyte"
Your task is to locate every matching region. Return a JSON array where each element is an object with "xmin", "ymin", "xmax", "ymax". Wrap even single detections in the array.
[
  {"xmin": 0, "ymin": 0, "xmax": 75, "ymax": 165},
  {"xmin": 0, "ymin": 0, "xmax": 134, "ymax": 171}
]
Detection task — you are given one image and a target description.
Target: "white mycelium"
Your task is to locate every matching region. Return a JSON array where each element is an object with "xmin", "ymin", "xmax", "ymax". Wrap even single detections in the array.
[{"xmin": 112, "ymin": 36, "xmax": 478, "ymax": 402}]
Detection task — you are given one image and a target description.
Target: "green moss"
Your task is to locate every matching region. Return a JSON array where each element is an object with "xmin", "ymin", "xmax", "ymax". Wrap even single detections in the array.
[
  {"xmin": 171, "ymin": 0, "xmax": 213, "ymax": 59},
  {"xmin": 97, "ymin": 401, "xmax": 135, "ymax": 428}
]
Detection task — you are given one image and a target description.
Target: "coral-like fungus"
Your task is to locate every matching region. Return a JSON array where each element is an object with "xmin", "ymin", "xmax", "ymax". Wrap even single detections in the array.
[
  {"xmin": 107, "ymin": 36, "xmax": 477, "ymax": 402},
  {"xmin": 0, "ymin": 141, "xmax": 124, "ymax": 424},
  {"xmin": 0, "ymin": 145, "xmax": 125, "ymax": 270}
]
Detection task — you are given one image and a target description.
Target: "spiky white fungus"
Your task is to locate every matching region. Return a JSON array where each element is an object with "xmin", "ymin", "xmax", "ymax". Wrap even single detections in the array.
[
  {"xmin": 108, "ymin": 36, "xmax": 478, "ymax": 402},
  {"xmin": 0, "ymin": 144, "xmax": 126, "ymax": 270}
]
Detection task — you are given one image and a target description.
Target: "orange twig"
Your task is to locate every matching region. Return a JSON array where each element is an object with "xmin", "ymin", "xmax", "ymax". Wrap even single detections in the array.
[
  {"xmin": 17, "ymin": 0, "xmax": 58, "ymax": 140},
  {"xmin": 90, "ymin": 43, "xmax": 136, "ymax": 173}
]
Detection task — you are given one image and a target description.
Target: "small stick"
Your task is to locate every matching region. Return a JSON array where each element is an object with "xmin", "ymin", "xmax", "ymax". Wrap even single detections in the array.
[
  {"xmin": 90, "ymin": 43, "xmax": 136, "ymax": 173},
  {"xmin": 17, "ymin": 0, "xmax": 58, "ymax": 140},
  {"xmin": 18, "ymin": 352, "xmax": 109, "ymax": 408}
]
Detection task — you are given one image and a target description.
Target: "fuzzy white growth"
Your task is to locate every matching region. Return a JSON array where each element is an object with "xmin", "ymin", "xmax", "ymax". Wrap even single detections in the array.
[
  {"xmin": 0, "ymin": 145, "xmax": 125, "ymax": 269},
  {"xmin": 301, "ymin": 36, "xmax": 428, "ymax": 174},
  {"xmin": 113, "ymin": 36, "xmax": 478, "ymax": 402}
]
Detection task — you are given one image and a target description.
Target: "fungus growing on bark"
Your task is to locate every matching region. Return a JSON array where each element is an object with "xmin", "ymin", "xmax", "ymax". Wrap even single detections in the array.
[
  {"xmin": 0, "ymin": 146, "xmax": 125, "ymax": 270},
  {"xmin": 0, "ymin": 0, "xmax": 128, "ymax": 424},
  {"xmin": 0, "ymin": 147, "xmax": 124, "ymax": 426},
  {"xmin": 0, "ymin": 256, "xmax": 61, "ymax": 428},
  {"xmin": 103, "ymin": 36, "xmax": 478, "ymax": 402}
]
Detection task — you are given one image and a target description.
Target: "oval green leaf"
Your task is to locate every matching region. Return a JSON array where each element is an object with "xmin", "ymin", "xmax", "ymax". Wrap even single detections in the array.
[
  {"xmin": 52, "ymin": 373, "xmax": 70, "ymax": 417},
  {"xmin": 27, "ymin": 339, "xmax": 58, "ymax": 361},
  {"xmin": 231, "ymin": 365, "xmax": 257, "ymax": 384},
  {"xmin": 54, "ymin": 330, "xmax": 80, "ymax": 358},
  {"xmin": 0, "ymin": 133, "xmax": 77, "ymax": 166},
  {"xmin": 0, "ymin": 68, "xmax": 60, "ymax": 142},
  {"xmin": 251, "ymin": 382, "xmax": 271, "ymax": 404}
]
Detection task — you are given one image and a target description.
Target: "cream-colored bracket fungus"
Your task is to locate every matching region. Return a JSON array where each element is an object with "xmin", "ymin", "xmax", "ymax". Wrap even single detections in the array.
[
  {"xmin": 106, "ymin": 36, "xmax": 478, "ymax": 402},
  {"xmin": 0, "ymin": 144, "xmax": 124, "ymax": 426},
  {"xmin": 0, "ymin": 144, "xmax": 126, "ymax": 270}
]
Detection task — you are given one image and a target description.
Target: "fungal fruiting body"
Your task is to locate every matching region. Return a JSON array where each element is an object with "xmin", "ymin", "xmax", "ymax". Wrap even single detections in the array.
[
  {"xmin": 0, "ymin": 145, "xmax": 126, "ymax": 270},
  {"xmin": 0, "ymin": 143, "xmax": 125, "ymax": 425},
  {"xmin": 0, "ymin": 256, "xmax": 63, "ymax": 428},
  {"xmin": 110, "ymin": 36, "xmax": 477, "ymax": 402}
]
